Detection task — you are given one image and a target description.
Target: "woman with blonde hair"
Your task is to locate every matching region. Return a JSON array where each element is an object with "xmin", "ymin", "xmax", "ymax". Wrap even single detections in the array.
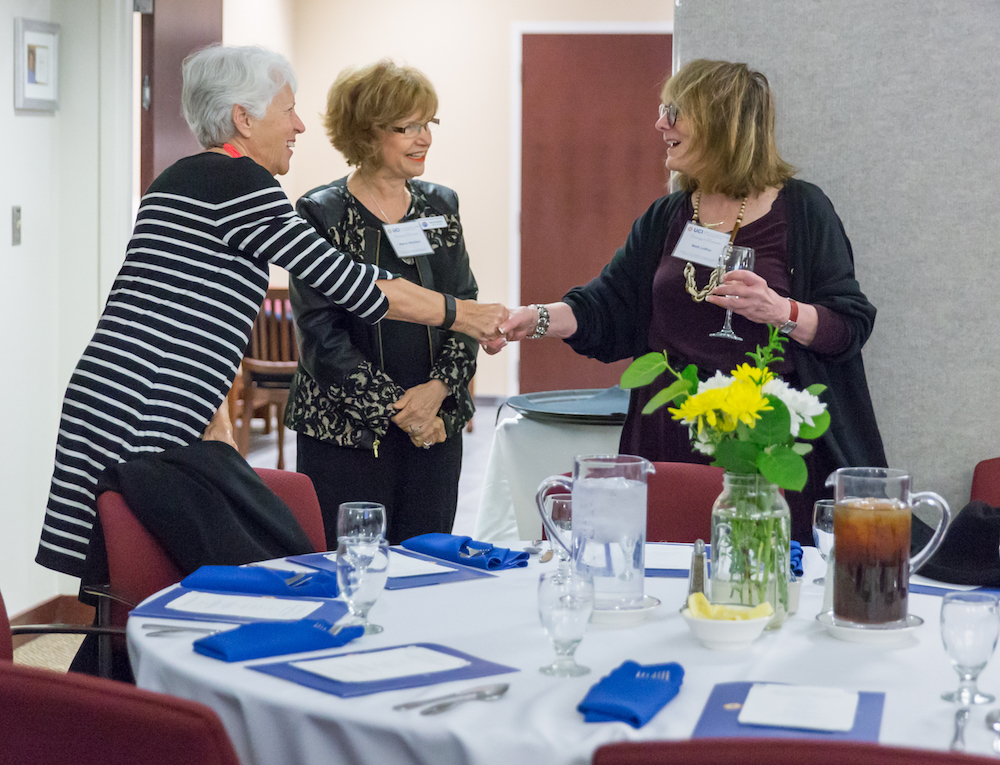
[
  {"xmin": 287, "ymin": 60, "xmax": 478, "ymax": 545},
  {"xmin": 498, "ymin": 59, "xmax": 886, "ymax": 543}
]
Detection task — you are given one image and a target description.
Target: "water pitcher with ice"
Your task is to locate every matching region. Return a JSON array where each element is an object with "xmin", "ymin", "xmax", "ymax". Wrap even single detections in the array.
[
  {"xmin": 826, "ymin": 467, "xmax": 952, "ymax": 627},
  {"xmin": 535, "ymin": 455, "xmax": 654, "ymax": 612}
]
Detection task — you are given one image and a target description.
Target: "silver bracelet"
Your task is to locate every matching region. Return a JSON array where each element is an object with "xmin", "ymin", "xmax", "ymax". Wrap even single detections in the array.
[{"xmin": 528, "ymin": 304, "xmax": 550, "ymax": 339}]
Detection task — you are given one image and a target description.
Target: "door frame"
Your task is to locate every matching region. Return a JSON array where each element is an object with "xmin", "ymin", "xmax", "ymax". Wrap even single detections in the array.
[{"xmin": 507, "ymin": 21, "xmax": 673, "ymax": 395}]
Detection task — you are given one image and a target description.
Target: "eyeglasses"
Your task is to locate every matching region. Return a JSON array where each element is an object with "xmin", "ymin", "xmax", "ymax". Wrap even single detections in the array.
[
  {"xmin": 659, "ymin": 103, "xmax": 678, "ymax": 128},
  {"xmin": 390, "ymin": 118, "xmax": 439, "ymax": 137}
]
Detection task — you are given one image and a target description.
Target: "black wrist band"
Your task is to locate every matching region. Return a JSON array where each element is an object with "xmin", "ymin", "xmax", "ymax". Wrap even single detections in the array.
[{"xmin": 441, "ymin": 293, "xmax": 457, "ymax": 330}]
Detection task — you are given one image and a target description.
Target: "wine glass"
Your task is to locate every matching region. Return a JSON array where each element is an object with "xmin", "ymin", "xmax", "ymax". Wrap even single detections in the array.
[
  {"xmin": 941, "ymin": 591, "xmax": 1000, "ymax": 705},
  {"xmin": 538, "ymin": 571, "xmax": 593, "ymax": 677},
  {"xmin": 709, "ymin": 245, "xmax": 755, "ymax": 341},
  {"xmin": 547, "ymin": 494, "xmax": 572, "ymax": 572},
  {"xmin": 812, "ymin": 500, "xmax": 835, "ymax": 585},
  {"xmin": 336, "ymin": 537, "xmax": 390, "ymax": 635},
  {"xmin": 337, "ymin": 502, "xmax": 387, "ymax": 541}
]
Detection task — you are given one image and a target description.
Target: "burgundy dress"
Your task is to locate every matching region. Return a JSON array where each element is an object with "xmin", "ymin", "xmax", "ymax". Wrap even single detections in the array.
[{"xmin": 620, "ymin": 190, "xmax": 847, "ymax": 544}]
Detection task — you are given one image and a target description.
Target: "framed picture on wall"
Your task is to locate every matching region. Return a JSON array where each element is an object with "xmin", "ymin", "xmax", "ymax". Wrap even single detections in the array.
[{"xmin": 14, "ymin": 18, "xmax": 60, "ymax": 112}]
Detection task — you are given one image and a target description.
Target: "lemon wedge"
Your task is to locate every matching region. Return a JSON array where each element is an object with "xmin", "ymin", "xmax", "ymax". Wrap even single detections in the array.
[{"xmin": 686, "ymin": 593, "xmax": 773, "ymax": 620}]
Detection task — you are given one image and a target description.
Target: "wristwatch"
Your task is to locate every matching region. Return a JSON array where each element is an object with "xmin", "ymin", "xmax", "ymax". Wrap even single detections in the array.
[{"xmin": 778, "ymin": 299, "xmax": 798, "ymax": 335}]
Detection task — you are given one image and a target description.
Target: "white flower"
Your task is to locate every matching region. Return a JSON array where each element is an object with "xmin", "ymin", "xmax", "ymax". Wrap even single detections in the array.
[
  {"xmin": 761, "ymin": 378, "xmax": 827, "ymax": 437},
  {"xmin": 696, "ymin": 371, "xmax": 733, "ymax": 394},
  {"xmin": 690, "ymin": 425, "xmax": 716, "ymax": 455}
]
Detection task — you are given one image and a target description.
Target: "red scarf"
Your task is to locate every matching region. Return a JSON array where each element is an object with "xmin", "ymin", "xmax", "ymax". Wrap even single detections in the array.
[{"xmin": 221, "ymin": 143, "xmax": 242, "ymax": 158}]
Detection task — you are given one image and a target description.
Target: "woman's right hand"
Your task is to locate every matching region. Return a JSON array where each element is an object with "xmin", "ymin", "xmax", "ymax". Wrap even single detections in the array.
[{"xmin": 452, "ymin": 299, "xmax": 509, "ymax": 344}]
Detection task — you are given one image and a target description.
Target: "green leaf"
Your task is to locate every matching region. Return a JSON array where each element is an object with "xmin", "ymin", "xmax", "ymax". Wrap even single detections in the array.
[
  {"xmin": 797, "ymin": 409, "xmax": 831, "ymax": 440},
  {"xmin": 680, "ymin": 364, "xmax": 700, "ymax": 391},
  {"xmin": 641, "ymin": 382, "xmax": 687, "ymax": 415},
  {"xmin": 620, "ymin": 352, "xmax": 668, "ymax": 389},
  {"xmin": 758, "ymin": 446, "xmax": 808, "ymax": 491},
  {"xmin": 791, "ymin": 442, "xmax": 813, "ymax": 456},
  {"xmin": 714, "ymin": 439, "xmax": 760, "ymax": 474},
  {"xmin": 805, "ymin": 383, "xmax": 828, "ymax": 397},
  {"xmin": 748, "ymin": 395, "xmax": 791, "ymax": 446}
]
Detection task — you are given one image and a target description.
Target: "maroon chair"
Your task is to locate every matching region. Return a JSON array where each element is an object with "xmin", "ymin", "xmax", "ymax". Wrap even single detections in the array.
[
  {"xmin": 90, "ymin": 468, "xmax": 327, "ymax": 677},
  {"xmin": 971, "ymin": 457, "xmax": 1000, "ymax": 506},
  {"xmin": 646, "ymin": 462, "xmax": 726, "ymax": 543},
  {"xmin": 592, "ymin": 738, "xmax": 998, "ymax": 765},
  {"xmin": 0, "ymin": 660, "xmax": 241, "ymax": 765}
]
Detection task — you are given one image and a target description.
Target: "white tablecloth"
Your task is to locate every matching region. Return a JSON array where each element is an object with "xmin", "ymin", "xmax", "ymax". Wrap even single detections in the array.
[
  {"xmin": 473, "ymin": 414, "xmax": 623, "ymax": 541},
  {"xmin": 129, "ymin": 549, "xmax": 1000, "ymax": 765}
]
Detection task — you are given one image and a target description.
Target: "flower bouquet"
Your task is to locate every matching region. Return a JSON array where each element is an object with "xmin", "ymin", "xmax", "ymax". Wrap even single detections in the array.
[{"xmin": 620, "ymin": 327, "xmax": 829, "ymax": 626}]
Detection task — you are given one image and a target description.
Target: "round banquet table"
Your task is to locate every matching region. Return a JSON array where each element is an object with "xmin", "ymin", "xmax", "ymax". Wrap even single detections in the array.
[{"xmin": 128, "ymin": 547, "xmax": 1000, "ymax": 765}]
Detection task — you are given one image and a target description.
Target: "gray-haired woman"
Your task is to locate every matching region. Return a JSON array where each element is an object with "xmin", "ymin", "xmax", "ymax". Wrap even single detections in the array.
[{"xmin": 36, "ymin": 44, "xmax": 506, "ymax": 578}]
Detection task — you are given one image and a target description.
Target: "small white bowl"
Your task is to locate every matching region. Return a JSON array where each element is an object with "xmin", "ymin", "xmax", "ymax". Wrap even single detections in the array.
[{"xmin": 680, "ymin": 607, "xmax": 770, "ymax": 650}]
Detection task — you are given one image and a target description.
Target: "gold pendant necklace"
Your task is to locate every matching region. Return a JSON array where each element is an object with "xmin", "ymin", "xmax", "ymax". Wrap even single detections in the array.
[{"xmin": 684, "ymin": 191, "xmax": 748, "ymax": 302}]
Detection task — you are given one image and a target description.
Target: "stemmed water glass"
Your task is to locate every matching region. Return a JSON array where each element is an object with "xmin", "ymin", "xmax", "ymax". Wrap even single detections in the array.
[
  {"xmin": 336, "ymin": 537, "xmax": 390, "ymax": 635},
  {"xmin": 337, "ymin": 501, "xmax": 387, "ymax": 541},
  {"xmin": 940, "ymin": 591, "xmax": 1000, "ymax": 705},
  {"xmin": 547, "ymin": 494, "xmax": 572, "ymax": 573},
  {"xmin": 812, "ymin": 500, "xmax": 835, "ymax": 585},
  {"xmin": 709, "ymin": 245, "xmax": 755, "ymax": 341},
  {"xmin": 538, "ymin": 571, "xmax": 593, "ymax": 677}
]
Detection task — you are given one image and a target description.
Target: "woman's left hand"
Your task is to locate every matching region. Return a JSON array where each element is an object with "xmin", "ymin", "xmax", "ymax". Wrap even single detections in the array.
[
  {"xmin": 392, "ymin": 380, "xmax": 449, "ymax": 439},
  {"xmin": 410, "ymin": 416, "xmax": 446, "ymax": 449},
  {"xmin": 706, "ymin": 271, "xmax": 787, "ymax": 325}
]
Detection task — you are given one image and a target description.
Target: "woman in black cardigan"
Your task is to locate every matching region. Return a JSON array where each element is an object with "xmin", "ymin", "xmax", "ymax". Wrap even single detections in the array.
[{"xmin": 496, "ymin": 60, "xmax": 886, "ymax": 543}]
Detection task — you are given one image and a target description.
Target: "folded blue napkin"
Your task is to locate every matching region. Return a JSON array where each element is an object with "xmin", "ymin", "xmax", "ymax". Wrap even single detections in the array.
[
  {"xmin": 193, "ymin": 619, "xmax": 363, "ymax": 662},
  {"xmin": 790, "ymin": 541, "xmax": 803, "ymax": 578},
  {"xmin": 401, "ymin": 533, "xmax": 528, "ymax": 570},
  {"xmin": 577, "ymin": 661, "xmax": 685, "ymax": 728},
  {"xmin": 181, "ymin": 565, "xmax": 339, "ymax": 598}
]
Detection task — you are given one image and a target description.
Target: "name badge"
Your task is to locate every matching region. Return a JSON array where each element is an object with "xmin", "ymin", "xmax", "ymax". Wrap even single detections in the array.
[
  {"xmin": 383, "ymin": 221, "xmax": 434, "ymax": 258},
  {"xmin": 670, "ymin": 222, "xmax": 731, "ymax": 269},
  {"xmin": 417, "ymin": 215, "xmax": 447, "ymax": 230}
]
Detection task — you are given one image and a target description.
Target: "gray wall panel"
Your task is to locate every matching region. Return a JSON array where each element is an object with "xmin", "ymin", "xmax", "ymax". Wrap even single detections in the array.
[{"xmin": 675, "ymin": 0, "xmax": 1000, "ymax": 509}]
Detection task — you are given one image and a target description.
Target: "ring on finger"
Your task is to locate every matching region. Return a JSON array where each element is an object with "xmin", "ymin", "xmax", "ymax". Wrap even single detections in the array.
[{"xmin": 422, "ymin": 441, "xmax": 432, "ymax": 448}]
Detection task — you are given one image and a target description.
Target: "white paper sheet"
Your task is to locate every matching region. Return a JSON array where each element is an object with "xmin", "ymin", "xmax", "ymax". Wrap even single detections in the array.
[
  {"xmin": 389, "ymin": 551, "xmax": 457, "ymax": 578},
  {"xmin": 165, "ymin": 591, "xmax": 322, "ymax": 621},
  {"xmin": 644, "ymin": 543, "xmax": 694, "ymax": 570},
  {"xmin": 292, "ymin": 646, "xmax": 470, "ymax": 683},
  {"xmin": 738, "ymin": 683, "xmax": 859, "ymax": 732}
]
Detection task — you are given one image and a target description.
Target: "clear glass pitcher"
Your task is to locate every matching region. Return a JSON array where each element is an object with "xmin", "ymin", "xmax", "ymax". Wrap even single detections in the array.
[
  {"xmin": 825, "ymin": 467, "xmax": 952, "ymax": 626},
  {"xmin": 535, "ymin": 455, "xmax": 654, "ymax": 611}
]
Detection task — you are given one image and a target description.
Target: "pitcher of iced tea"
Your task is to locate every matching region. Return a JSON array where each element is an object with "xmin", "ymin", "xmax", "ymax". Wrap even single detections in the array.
[
  {"xmin": 826, "ymin": 467, "xmax": 952, "ymax": 627},
  {"xmin": 535, "ymin": 455, "xmax": 654, "ymax": 612}
]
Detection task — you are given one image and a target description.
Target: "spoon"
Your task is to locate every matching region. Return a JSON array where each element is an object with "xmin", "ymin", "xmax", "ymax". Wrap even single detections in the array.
[
  {"xmin": 986, "ymin": 708, "xmax": 1000, "ymax": 753},
  {"xmin": 419, "ymin": 683, "xmax": 510, "ymax": 715},
  {"xmin": 393, "ymin": 683, "xmax": 509, "ymax": 711},
  {"xmin": 523, "ymin": 540, "xmax": 545, "ymax": 555},
  {"xmin": 951, "ymin": 706, "xmax": 969, "ymax": 751}
]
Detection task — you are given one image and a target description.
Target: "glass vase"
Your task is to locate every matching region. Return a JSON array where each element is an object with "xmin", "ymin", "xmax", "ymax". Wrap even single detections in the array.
[{"xmin": 710, "ymin": 472, "xmax": 791, "ymax": 629}]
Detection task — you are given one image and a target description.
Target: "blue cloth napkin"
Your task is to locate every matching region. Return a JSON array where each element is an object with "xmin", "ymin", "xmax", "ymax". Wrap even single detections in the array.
[
  {"xmin": 578, "ymin": 661, "xmax": 685, "ymax": 728},
  {"xmin": 790, "ymin": 541, "xmax": 803, "ymax": 578},
  {"xmin": 181, "ymin": 565, "xmax": 339, "ymax": 598},
  {"xmin": 193, "ymin": 619, "xmax": 362, "ymax": 662},
  {"xmin": 401, "ymin": 533, "xmax": 529, "ymax": 570}
]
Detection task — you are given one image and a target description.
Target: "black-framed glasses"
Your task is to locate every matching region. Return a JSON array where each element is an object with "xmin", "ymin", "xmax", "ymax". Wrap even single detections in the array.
[
  {"xmin": 391, "ymin": 118, "xmax": 439, "ymax": 137},
  {"xmin": 659, "ymin": 103, "xmax": 678, "ymax": 128}
]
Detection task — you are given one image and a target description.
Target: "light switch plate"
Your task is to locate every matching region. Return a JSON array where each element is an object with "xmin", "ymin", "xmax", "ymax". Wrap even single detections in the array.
[{"xmin": 12, "ymin": 206, "xmax": 21, "ymax": 246}]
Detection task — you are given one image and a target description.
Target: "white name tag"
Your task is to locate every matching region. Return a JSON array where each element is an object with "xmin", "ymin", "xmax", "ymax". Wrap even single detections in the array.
[
  {"xmin": 383, "ymin": 221, "xmax": 434, "ymax": 258},
  {"xmin": 670, "ymin": 222, "xmax": 731, "ymax": 269},
  {"xmin": 417, "ymin": 215, "xmax": 448, "ymax": 230}
]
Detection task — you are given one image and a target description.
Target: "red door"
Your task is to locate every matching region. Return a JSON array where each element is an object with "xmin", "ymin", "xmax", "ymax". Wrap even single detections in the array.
[
  {"xmin": 519, "ymin": 33, "xmax": 672, "ymax": 393},
  {"xmin": 139, "ymin": 1, "xmax": 223, "ymax": 194}
]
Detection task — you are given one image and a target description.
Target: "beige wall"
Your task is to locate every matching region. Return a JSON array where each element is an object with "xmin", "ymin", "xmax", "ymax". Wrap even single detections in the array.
[{"xmin": 227, "ymin": 0, "xmax": 673, "ymax": 395}]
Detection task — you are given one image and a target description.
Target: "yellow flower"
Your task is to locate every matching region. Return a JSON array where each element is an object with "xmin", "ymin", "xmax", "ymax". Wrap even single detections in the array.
[
  {"xmin": 669, "ymin": 387, "xmax": 728, "ymax": 433},
  {"xmin": 669, "ymin": 379, "xmax": 772, "ymax": 434},
  {"xmin": 731, "ymin": 363, "xmax": 772, "ymax": 387},
  {"xmin": 720, "ymin": 379, "xmax": 772, "ymax": 429}
]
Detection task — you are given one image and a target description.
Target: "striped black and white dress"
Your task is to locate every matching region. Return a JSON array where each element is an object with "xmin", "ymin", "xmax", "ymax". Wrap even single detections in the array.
[{"xmin": 37, "ymin": 153, "xmax": 392, "ymax": 577}]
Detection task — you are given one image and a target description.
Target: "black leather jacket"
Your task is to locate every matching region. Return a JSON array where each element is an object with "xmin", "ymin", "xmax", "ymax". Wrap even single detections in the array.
[{"xmin": 284, "ymin": 178, "xmax": 478, "ymax": 453}]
